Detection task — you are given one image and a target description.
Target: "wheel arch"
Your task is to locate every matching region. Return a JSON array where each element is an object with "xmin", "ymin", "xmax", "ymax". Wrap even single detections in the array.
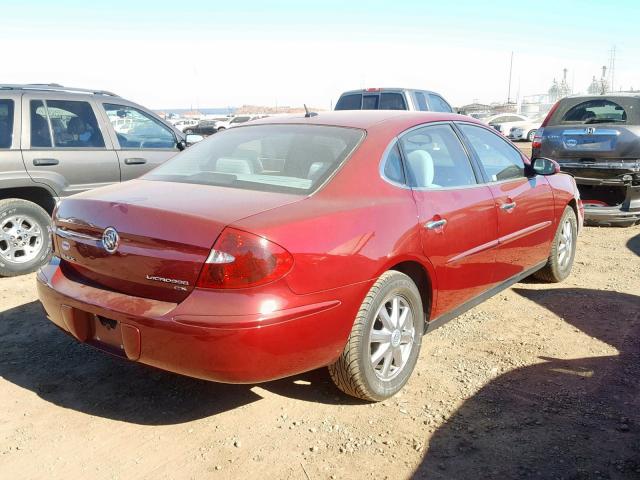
[
  {"xmin": 0, "ymin": 187, "xmax": 56, "ymax": 214},
  {"xmin": 385, "ymin": 258, "xmax": 436, "ymax": 324}
]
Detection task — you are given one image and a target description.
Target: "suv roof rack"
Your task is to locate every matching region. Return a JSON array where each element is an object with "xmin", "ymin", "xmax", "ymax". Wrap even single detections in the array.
[{"xmin": 0, "ymin": 83, "xmax": 119, "ymax": 97}]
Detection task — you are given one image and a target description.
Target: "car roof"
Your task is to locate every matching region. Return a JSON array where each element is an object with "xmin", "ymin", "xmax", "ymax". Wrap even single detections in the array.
[
  {"xmin": 248, "ymin": 110, "xmax": 481, "ymax": 130},
  {"xmin": 562, "ymin": 93, "xmax": 640, "ymax": 100},
  {"xmin": 338, "ymin": 88, "xmax": 443, "ymax": 98},
  {"xmin": 0, "ymin": 83, "xmax": 120, "ymax": 97}
]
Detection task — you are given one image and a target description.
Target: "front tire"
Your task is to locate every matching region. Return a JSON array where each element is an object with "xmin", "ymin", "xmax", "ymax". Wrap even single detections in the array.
[
  {"xmin": 329, "ymin": 271, "xmax": 424, "ymax": 401},
  {"xmin": 0, "ymin": 199, "xmax": 52, "ymax": 277},
  {"xmin": 534, "ymin": 206, "xmax": 577, "ymax": 283}
]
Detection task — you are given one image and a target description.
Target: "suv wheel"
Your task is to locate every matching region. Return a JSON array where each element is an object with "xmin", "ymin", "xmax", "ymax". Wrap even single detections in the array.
[
  {"xmin": 329, "ymin": 271, "xmax": 424, "ymax": 401},
  {"xmin": 0, "ymin": 199, "xmax": 52, "ymax": 277},
  {"xmin": 534, "ymin": 206, "xmax": 577, "ymax": 283}
]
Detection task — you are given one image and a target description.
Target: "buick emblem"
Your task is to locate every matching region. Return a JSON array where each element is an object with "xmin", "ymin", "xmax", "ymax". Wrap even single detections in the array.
[{"xmin": 101, "ymin": 227, "xmax": 120, "ymax": 254}]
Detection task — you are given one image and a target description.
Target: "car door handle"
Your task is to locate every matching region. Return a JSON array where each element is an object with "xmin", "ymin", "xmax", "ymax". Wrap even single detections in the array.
[
  {"xmin": 124, "ymin": 157, "xmax": 147, "ymax": 165},
  {"xmin": 500, "ymin": 201, "xmax": 517, "ymax": 211},
  {"xmin": 425, "ymin": 219, "xmax": 447, "ymax": 230},
  {"xmin": 32, "ymin": 158, "xmax": 59, "ymax": 166}
]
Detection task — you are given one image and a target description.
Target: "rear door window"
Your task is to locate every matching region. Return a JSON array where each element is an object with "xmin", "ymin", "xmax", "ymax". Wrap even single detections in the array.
[
  {"xmin": 103, "ymin": 104, "xmax": 176, "ymax": 149},
  {"xmin": 427, "ymin": 94, "xmax": 453, "ymax": 113},
  {"xmin": 561, "ymin": 99, "xmax": 627, "ymax": 124},
  {"xmin": 335, "ymin": 94, "xmax": 362, "ymax": 110},
  {"xmin": 400, "ymin": 124, "xmax": 477, "ymax": 188},
  {"xmin": 47, "ymin": 100, "xmax": 105, "ymax": 148},
  {"xmin": 459, "ymin": 124, "xmax": 525, "ymax": 182},
  {"xmin": 379, "ymin": 93, "xmax": 407, "ymax": 110},
  {"xmin": 0, "ymin": 99, "xmax": 14, "ymax": 148}
]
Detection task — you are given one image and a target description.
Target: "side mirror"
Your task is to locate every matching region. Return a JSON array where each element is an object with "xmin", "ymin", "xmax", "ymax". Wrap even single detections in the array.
[
  {"xmin": 185, "ymin": 134, "xmax": 203, "ymax": 145},
  {"xmin": 530, "ymin": 157, "xmax": 561, "ymax": 176}
]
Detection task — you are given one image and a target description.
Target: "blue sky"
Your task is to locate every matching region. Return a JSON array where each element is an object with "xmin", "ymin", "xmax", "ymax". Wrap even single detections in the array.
[{"xmin": 2, "ymin": 1, "xmax": 638, "ymax": 109}]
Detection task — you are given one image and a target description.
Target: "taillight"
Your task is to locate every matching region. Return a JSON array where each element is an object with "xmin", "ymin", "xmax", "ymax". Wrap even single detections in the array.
[
  {"xmin": 540, "ymin": 101, "xmax": 560, "ymax": 128},
  {"xmin": 196, "ymin": 228, "xmax": 294, "ymax": 289},
  {"xmin": 532, "ymin": 127, "xmax": 544, "ymax": 149}
]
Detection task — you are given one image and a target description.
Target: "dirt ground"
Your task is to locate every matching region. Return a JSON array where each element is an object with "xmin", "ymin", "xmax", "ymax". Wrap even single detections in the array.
[{"xmin": 1, "ymin": 156, "xmax": 639, "ymax": 479}]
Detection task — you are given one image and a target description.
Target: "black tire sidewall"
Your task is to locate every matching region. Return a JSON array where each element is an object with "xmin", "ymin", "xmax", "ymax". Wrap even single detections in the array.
[
  {"xmin": 359, "ymin": 275, "xmax": 424, "ymax": 400},
  {"xmin": 0, "ymin": 201, "xmax": 52, "ymax": 276}
]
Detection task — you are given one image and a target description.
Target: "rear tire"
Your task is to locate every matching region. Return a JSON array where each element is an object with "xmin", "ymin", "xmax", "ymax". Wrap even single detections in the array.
[
  {"xmin": 217, "ymin": 127, "xmax": 226, "ymax": 132},
  {"xmin": 329, "ymin": 271, "xmax": 424, "ymax": 401},
  {"xmin": 184, "ymin": 129, "xmax": 193, "ymax": 134},
  {"xmin": 534, "ymin": 206, "xmax": 577, "ymax": 283},
  {"xmin": 527, "ymin": 129, "xmax": 537, "ymax": 142},
  {"xmin": 0, "ymin": 199, "xmax": 52, "ymax": 277}
]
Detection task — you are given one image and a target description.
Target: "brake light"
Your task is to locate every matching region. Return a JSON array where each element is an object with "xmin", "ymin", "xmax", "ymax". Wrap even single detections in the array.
[
  {"xmin": 365, "ymin": 88, "xmax": 381, "ymax": 92},
  {"xmin": 196, "ymin": 228, "xmax": 294, "ymax": 289},
  {"xmin": 532, "ymin": 127, "xmax": 544, "ymax": 149}
]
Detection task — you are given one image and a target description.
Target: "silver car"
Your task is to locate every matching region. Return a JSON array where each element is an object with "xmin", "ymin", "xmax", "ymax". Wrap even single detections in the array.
[{"xmin": 0, "ymin": 84, "xmax": 200, "ymax": 276}]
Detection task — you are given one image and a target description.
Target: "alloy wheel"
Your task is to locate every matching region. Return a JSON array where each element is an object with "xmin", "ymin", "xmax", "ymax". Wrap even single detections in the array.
[
  {"xmin": 369, "ymin": 295, "xmax": 415, "ymax": 381},
  {"xmin": 0, "ymin": 214, "xmax": 44, "ymax": 264},
  {"xmin": 557, "ymin": 217, "xmax": 573, "ymax": 269}
]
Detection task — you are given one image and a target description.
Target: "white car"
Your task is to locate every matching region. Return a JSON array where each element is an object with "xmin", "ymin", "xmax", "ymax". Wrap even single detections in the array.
[
  {"xmin": 507, "ymin": 116, "xmax": 545, "ymax": 142},
  {"xmin": 485, "ymin": 113, "xmax": 531, "ymax": 136},
  {"xmin": 215, "ymin": 115, "xmax": 265, "ymax": 131}
]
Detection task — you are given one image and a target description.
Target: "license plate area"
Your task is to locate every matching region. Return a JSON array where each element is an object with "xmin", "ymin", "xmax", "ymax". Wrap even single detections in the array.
[{"xmin": 89, "ymin": 315, "xmax": 125, "ymax": 355}]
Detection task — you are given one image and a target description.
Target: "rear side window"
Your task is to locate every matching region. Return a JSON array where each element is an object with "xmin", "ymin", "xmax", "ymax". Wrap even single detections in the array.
[
  {"xmin": 30, "ymin": 100, "xmax": 105, "ymax": 148},
  {"xmin": 459, "ymin": 124, "xmax": 524, "ymax": 182},
  {"xmin": 383, "ymin": 143, "xmax": 405, "ymax": 184},
  {"xmin": 0, "ymin": 99, "xmax": 14, "ymax": 148},
  {"xmin": 561, "ymin": 99, "xmax": 627, "ymax": 124},
  {"xmin": 400, "ymin": 124, "xmax": 477, "ymax": 188},
  {"xmin": 335, "ymin": 94, "xmax": 362, "ymax": 110},
  {"xmin": 145, "ymin": 124, "xmax": 364, "ymax": 194},
  {"xmin": 379, "ymin": 93, "xmax": 407, "ymax": 110},
  {"xmin": 427, "ymin": 94, "xmax": 453, "ymax": 113}
]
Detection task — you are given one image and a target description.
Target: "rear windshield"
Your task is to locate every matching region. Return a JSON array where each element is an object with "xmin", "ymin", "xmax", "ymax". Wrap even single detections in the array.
[
  {"xmin": 548, "ymin": 97, "xmax": 639, "ymax": 126},
  {"xmin": 335, "ymin": 94, "xmax": 362, "ymax": 110},
  {"xmin": 145, "ymin": 124, "xmax": 364, "ymax": 194},
  {"xmin": 335, "ymin": 92, "xmax": 408, "ymax": 111}
]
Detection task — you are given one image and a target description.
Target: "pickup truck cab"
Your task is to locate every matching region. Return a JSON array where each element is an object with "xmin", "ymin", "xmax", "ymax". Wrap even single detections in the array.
[{"xmin": 335, "ymin": 88, "xmax": 453, "ymax": 113}]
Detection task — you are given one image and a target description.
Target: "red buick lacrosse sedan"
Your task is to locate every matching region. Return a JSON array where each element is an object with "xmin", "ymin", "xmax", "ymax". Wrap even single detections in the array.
[{"xmin": 37, "ymin": 111, "xmax": 583, "ymax": 401}]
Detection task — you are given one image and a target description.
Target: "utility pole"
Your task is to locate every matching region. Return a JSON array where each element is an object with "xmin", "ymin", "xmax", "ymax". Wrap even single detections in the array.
[
  {"xmin": 609, "ymin": 46, "xmax": 616, "ymax": 93},
  {"xmin": 507, "ymin": 51, "xmax": 514, "ymax": 104}
]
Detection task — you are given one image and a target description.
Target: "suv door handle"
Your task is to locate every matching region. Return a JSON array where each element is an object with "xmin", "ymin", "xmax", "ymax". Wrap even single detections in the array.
[
  {"xmin": 425, "ymin": 219, "xmax": 447, "ymax": 230},
  {"xmin": 500, "ymin": 201, "xmax": 517, "ymax": 211},
  {"xmin": 124, "ymin": 157, "xmax": 147, "ymax": 165},
  {"xmin": 33, "ymin": 158, "xmax": 59, "ymax": 166}
]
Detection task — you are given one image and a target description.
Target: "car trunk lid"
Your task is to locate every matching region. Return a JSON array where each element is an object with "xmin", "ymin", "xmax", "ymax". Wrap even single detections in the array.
[{"xmin": 53, "ymin": 179, "xmax": 302, "ymax": 303}]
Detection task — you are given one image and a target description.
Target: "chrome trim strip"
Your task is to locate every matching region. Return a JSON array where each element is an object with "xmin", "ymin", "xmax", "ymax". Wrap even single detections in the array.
[
  {"xmin": 55, "ymin": 227, "xmax": 100, "ymax": 242},
  {"xmin": 562, "ymin": 129, "xmax": 621, "ymax": 136},
  {"xmin": 497, "ymin": 220, "xmax": 552, "ymax": 246},
  {"xmin": 447, "ymin": 238, "xmax": 499, "ymax": 264}
]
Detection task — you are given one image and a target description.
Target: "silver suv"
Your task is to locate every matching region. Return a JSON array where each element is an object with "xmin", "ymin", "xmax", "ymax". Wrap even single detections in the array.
[{"xmin": 0, "ymin": 84, "xmax": 197, "ymax": 276}]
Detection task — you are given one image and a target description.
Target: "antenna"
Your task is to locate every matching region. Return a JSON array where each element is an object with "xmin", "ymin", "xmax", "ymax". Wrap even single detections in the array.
[{"xmin": 303, "ymin": 104, "xmax": 317, "ymax": 118}]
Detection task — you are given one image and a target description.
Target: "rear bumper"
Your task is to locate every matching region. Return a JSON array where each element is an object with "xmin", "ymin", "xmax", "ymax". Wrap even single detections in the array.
[
  {"xmin": 580, "ymin": 182, "xmax": 640, "ymax": 226},
  {"xmin": 37, "ymin": 258, "xmax": 368, "ymax": 383}
]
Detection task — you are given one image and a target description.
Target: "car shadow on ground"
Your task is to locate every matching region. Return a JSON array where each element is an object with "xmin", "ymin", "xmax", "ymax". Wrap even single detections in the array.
[
  {"xmin": 627, "ymin": 231, "xmax": 640, "ymax": 256},
  {"xmin": 0, "ymin": 302, "xmax": 357, "ymax": 426},
  {"xmin": 415, "ymin": 287, "xmax": 640, "ymax": 480}
]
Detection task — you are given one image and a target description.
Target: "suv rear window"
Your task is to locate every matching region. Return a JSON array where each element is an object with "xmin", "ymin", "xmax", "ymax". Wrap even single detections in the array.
[
  {"xmin": 560, "ymin": 99, "xmax": 627, "ymax": 124},
  {"xmin": 145, "ymin": 124, "xmax": 364, "ymax": 194},
  {"xmin": 0, "ymin": 100, "xmax": 14, "ymax": 148}
]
